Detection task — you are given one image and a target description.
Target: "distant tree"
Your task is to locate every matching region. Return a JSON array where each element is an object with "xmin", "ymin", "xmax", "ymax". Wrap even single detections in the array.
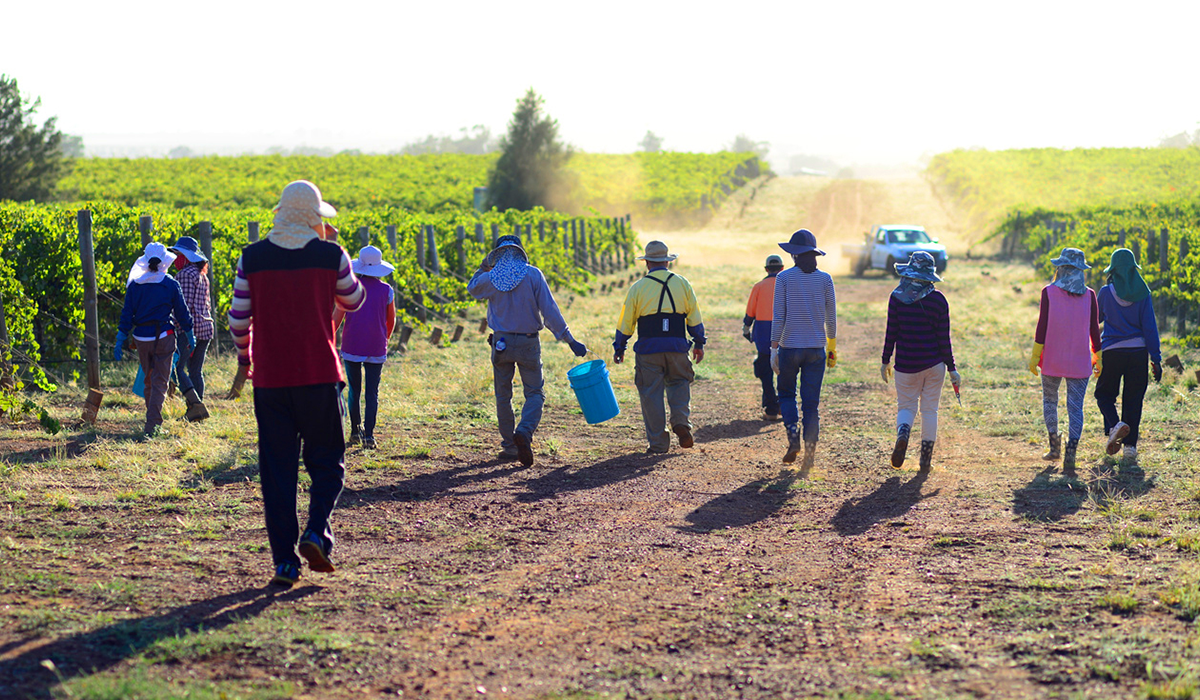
[
  {"xmin": 399, "ymin": 125, "xmax": 496, "ymax": 155},
  {"xmin": 728, "ymin": 134, "xmax": 769, "ymax": 160},
  {"xmin": 168, "ymin": 145, "xmax": 195, "ymax": 159},
  {"xmin": 639, "ymin": 131, "xmax": 664, "ymax": 152},
  {"xmin": 1159, "ymin": 128, "xmax": 1199, "ymax": 148},
  {"xmin": 0, "ymin": 74, "xmax": 67, "ymax": 202},
  {"xmin": 337, "ymin": 149, "xmax": 363, "ymax": 156},
  {"xmin": 486, "ymin": 89, "xmax": 571, "ymax": 211},
  {"xmin": 59, "ymin": 134, "xmax": 85, "ymax": 158}
]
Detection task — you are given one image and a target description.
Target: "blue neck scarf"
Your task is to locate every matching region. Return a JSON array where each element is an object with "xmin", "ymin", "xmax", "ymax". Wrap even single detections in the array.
[{"xmin": 892, "ymin": 278, "xmax": 934, "ymax": 305}]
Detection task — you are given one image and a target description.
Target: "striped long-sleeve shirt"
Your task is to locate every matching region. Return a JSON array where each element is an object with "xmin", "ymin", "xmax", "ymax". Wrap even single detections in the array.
[
  {"xmin": 228, "ymin": 238, "xmax": 365, "ymax": 388},
  {"xmin": 174, "ymin": 263, "xmax": 214, "ymax": 340},
  {"xmin": 771, "ymin": 267, "xmax": 836, "ymax": 348},
  {"xmin": 881, "ymin": 290, "xmax": 956, "ymax": 373}
]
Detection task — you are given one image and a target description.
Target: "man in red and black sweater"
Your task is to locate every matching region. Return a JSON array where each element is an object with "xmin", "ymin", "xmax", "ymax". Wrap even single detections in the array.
[{"xmin": 229, "ymin": 180, "xmax": 365, "ymax": 588}]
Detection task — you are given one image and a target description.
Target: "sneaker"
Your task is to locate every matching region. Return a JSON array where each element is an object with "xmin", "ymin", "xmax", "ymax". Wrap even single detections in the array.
[
  {"xmin": 1123, "ymin": 445, "xmax": 1138, "ymax": 463},
  {"xmin": 782, "ymin": 429, "xmax": 802, "ymax": 464},
  {"xmin": 498, "ymin": 447, "xmax": 519, "ymax": 461},
  {"xmin": 362, "ymin": 436, "xmax": 377, "ymax": 450},
  {"xmin": 298, "ymin": 530, "xmax": 335, "ymax": 573},
  {"xmin": 672, "ymin": 424, "xmax": 694, "ymax": 448},
  {"xmin": 270, "ymin": 562, "xmax": 301, "ymax": 588},
  {"xmin": 514, "ymin": 432, "xmax": 534, "ymax": 467},
  {"xmin": 1106, "ymin": 422, "xmax": 1130, "ymax": 455}
]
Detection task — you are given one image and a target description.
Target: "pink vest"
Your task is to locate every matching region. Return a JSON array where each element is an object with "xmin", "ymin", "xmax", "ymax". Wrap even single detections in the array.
[{"xmin": 1040, "ymin": 285, "xmax": 1094, "ymax": 379}]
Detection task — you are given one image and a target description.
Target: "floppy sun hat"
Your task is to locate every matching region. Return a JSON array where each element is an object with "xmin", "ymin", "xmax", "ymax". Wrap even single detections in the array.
[
  {"xmin": 275, "ymin": 180, "xmax": 337, "ymax": 218},
  {"xmin": 637, "ymin": 240, "xmax": 677, "ymax": 262},
  {"xmin": 127, "ymin": 241, "xmax": 178, "ymax": 284},
  {"xmin": 894, "ymin": 251, "xmax": 942, "ymax": 282},
  {"xmin": 169, "ymin": 236, "xmax": 208, "ymax": 263},
  {"xmin": 352, "ymin": 245, "xmax": 395, "ymax": 278},
  {"xmin": 1050, "ymin": 247, "xmax": 1090, "ymax": 270},
  {"xmin": 778, "ymin": 229, "xmax": 825, "ymax": 256}
]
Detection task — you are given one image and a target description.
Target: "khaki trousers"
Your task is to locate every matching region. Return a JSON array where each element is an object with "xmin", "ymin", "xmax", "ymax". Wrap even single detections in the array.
[
  {"xmin": 634, "ymin": 351, "xmax": 694, "ymax": 452},
  {"xmin": 136, "ymin": 335, "xmax": 177, "ymax": 435}
]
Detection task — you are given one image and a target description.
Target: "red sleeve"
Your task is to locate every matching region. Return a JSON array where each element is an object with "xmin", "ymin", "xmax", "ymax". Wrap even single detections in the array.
[
  {"xmin": 1034, "ymin": 287, "xmax": 1050, "ymax": 344},
  {"xmin": 1089, "ymin": 289, "xmax": 1101, "ymax": 352}
]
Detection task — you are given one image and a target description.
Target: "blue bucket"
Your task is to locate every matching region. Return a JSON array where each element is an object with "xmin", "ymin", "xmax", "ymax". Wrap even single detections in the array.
[{"xmin": 567, "ymin": 359, "xmax": 620, "ymax": 424}]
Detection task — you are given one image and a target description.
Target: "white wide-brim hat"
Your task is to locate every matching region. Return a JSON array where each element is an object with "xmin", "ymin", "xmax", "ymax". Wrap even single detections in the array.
[
  {"xmin": 352, "ymin": 245, "xmax": 395, "ymax": 277},
  {"xmin": 275, "ymin": 180, "xmax": 337, "ymax": 218}
]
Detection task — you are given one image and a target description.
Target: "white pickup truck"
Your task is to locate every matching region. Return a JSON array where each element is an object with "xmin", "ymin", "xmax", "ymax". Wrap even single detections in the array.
[{"xmin": 842, "ymin": 225, "xmax": 949, "ymax": 277}]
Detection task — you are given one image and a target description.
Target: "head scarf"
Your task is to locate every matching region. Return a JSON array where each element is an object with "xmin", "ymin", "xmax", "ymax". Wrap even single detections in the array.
[
  {"xmin": 892, "ymin": 278, "xmax": 934, "ymax": 305},
  {"xmin": 1051, "ymin": 266, "xmax": 1088, "ymax": 296},
  {"xmin": 127, "ymin": 242, "xmax": 177, "ymax": 286},
  {"xmin": 490, "ymin": 246, "xmax": 529, "ymax": 292},
  {"xmin": 1105, "ymin": 248, "xmax": 1150, "ymax": 303},
  {"xmin": 267, "ymin": 206, "xmax": 322, "ymax": 250}
]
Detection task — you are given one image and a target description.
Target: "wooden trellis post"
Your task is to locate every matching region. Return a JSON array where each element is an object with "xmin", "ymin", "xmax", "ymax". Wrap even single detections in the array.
[
  {"xmin": 427, "ymin": 226, "xmax": 441, "ymax": 274},
  {"xmin": 248, "ymin": 221, "xmax": 259, "ymax": 243},
  {"xmin": 198, "ymin": 221, "xmax": 216, "ymax": 357},
  {"xmin": 358, "ymin": 226, "xmax": 369, "ymax": 248},
  {"xmin": 139, "ymin": 215, "xmax": 153, "ymax": 247},
  {"xmin": 387, "ymin": 225, "xmax": 397, "ymax": 252},
  {"xmin": 416, "ymin": 226, "xmax": 426, "ymax": 269}
]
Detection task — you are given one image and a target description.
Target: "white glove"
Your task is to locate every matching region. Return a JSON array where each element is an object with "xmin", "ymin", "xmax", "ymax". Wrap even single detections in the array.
[
  {"xmin": 770, "ymin": 347, "xmax": 780, "ymax": 375},
  {"xmin": 949, "ymin": 370, "xmax": 961, "ymax": 386}
]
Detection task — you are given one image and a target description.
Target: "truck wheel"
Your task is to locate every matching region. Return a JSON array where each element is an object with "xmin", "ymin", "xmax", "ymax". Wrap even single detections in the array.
[
  {"xmin": 853, "ymin": 256, "xmax": 867, "ymax": 277},
  {"xmin": 887, "ymin": 256, "xmax": 900, "ymax": 277}
]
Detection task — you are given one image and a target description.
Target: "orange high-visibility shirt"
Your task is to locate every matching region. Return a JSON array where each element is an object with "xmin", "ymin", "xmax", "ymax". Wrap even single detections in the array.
[{"xmin": 745, "ymin": 275, "xmax": 776, "ymax": 321}]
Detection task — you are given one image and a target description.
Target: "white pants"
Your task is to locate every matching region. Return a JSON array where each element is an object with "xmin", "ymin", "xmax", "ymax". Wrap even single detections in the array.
[{"xmin": 895, "ymin": 363, "xmax": 946, "ymax": 442}]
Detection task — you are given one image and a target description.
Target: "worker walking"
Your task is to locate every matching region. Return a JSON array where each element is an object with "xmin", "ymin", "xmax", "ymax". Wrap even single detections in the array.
[
  {"xmin": 771, "ymin": 229, "xmax": 836, "ymax": 469},
  {"xmin": 614, "ymin": 240, "xmax": 706, "ymax": 454},
  {"xmin": 468, "ymin": 234, "xmax": 588, "ymax": 466},
  {"xmin": 744, "ymin": 255, "xmax": 785, "ymax": 421}
]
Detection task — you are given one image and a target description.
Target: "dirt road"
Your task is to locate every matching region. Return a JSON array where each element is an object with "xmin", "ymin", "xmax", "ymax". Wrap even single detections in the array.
[{"xmin": 2, "ymin": 176, "xmax": 1198, "ymax": 699}]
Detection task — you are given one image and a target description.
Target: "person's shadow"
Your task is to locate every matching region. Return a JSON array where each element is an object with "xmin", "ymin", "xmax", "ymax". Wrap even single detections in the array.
[
  {"xmin": 693, "ymin": 418, "xmax": 773, "ymax": 445},
  {"xmin": 0, "ymin": 585, "xmax": 318, "ymax": 699},
  {"xmin": 1011, "ymin": 465, "xmax": 1087, "ymax": 522},
  {"xmin": 515, "ymin": 452, "xmax": 676, "ymax": 503},
  {"xmin": 1089, "ymin": 458, "xmax": 1156, "ymax": 511},
  {"xmin": 677, "ymin": 468, "xmax": 801, "ymax": 533},
  {"xmin": 830, "ymin": 472, "xmax": 939, "ymax": 536},
  {"xmin": 340, "ymin": 458, "xmax": 529, "ymax": 506}
]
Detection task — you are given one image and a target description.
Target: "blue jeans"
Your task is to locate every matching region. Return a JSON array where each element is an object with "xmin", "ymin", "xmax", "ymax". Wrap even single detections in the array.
[{"xmin": 777, "ymin": 347, "xmax": 826, "ymax": 442}]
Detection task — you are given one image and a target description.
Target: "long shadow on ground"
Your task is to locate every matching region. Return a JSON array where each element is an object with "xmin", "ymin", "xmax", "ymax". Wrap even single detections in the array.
[
  {"xmin": 677, "ymin": 468, "xmax": 801, "ymax": 533},
  {"xmin": 1012, "ymin": 465, "xmax": 1087, "ymax": 522},
  {"xmin": 831, "ymin": 472, "xmax": 939, "ymax": 536},
  {"xmin": 515, "ymin": 452, "xmax": 677, "ymax": 503},
  {"xmin": 694, "ymin": 418, "xmax": 775, "ymax": 445},
  {"xmin": 339, "ymin": 458, "xmax": 529, "ymax": 505},
  {"xmin": 0, "ymin": 585, "xmax": 318, "ymax": 700},
  {"xmin": 1089, "ymin": 458, "xmax": 1156, "ymax": 510}
]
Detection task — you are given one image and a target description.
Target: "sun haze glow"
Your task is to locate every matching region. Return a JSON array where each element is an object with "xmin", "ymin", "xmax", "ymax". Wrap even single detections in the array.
[{"xmin": 5, "ymin": 0, "xmax": 1198, "ymax": 170}]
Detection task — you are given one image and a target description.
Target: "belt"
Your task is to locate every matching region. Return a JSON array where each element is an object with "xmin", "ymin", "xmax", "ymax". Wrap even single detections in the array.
[{"xmin": 497, "ymin": 332, "xmax": 539, "ymax": 338}]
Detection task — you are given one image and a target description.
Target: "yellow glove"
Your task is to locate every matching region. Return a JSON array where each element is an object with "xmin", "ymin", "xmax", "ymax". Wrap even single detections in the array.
[
  {"xmin": 1093, "ymin": 350, "xmax": 1102, "ymax": 377},
  {"xmin": 1028, "ymin": 342, "xmax": 1043, "ymax": 376},
  {"xmin": 826, "ymin": 338, "xmax": 837, "ymax": 369}
]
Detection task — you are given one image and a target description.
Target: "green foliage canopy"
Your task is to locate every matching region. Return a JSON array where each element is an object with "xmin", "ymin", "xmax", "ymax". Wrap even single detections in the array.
[{"xmin": 486, "ymin": 90, "xmax": 572, "ymax": 211}]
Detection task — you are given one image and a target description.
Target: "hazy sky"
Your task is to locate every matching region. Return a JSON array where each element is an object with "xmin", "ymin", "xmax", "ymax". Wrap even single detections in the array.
[{"xmin": 6, "ymin": 0, "xmax": 1198, "ymax": 169}]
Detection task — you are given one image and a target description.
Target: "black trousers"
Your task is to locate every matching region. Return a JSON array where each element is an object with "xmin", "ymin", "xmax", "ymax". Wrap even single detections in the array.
[
  {"xmin": 753, "ymin": 350, "xmax": 779, "ymax": 413},
  {"xmin": 253, "ymin": 383, "xmax": 346, "ymax": 568},
  {"xmin": 344, "ymin": 360, "xmax": 383, "ymax": 438},
  {"xmin": 1094, "ymin": 347, "xmax": 1149, "ymax": 447}
]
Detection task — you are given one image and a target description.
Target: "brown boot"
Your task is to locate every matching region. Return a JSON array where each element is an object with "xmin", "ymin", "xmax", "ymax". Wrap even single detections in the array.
[
  {"xmin": 1062, "ymin": 438, "xmax": 1078, "ymax": 476},
  {"xmin": 892, "ymin": 424, "xmax": 911, "ymax": 469},
  {"xmin": 1043, "ymin": 432, "xmax": 1062, "ymax": 461},
  {"xmin": 183, "ymin": 388, "xmax": 210, "ymax": 422}
]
